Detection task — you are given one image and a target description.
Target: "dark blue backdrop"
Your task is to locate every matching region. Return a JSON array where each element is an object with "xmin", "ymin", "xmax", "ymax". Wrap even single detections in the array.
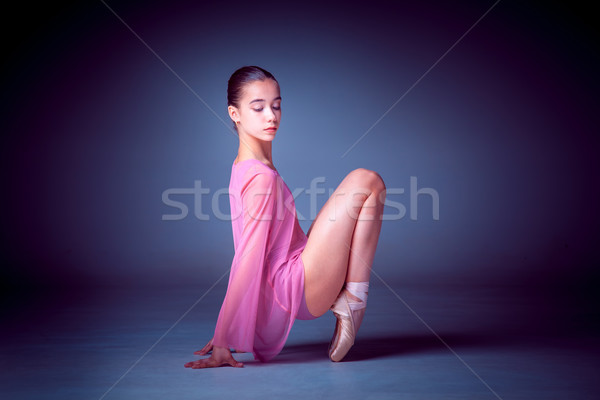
[{"xmin": 1, "ymin": 1, "xmax": 598, "ymax": 295}]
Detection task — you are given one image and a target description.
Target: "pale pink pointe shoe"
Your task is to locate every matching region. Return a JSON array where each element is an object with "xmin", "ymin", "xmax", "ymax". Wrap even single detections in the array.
[{"xmin": 328, "ymin": 281, "xmax": 369, "ymax": 362}]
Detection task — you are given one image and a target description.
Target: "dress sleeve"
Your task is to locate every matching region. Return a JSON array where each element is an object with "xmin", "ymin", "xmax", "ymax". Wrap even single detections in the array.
[{"xmin": 212, "ymin": 171, "xmax": 278, "ymax": 352}]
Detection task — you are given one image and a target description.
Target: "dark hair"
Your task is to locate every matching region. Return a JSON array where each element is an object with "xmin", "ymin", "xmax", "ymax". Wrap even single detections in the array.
[{"xmin": 227, "ymin": 66, "xmax": 279, "ymax": 131}]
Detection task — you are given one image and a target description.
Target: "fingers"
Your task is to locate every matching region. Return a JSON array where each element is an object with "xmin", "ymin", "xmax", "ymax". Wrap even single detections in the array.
[
  {"xmin": 186, "ymin": 341, "xmax": 244, "ymax": 369},
  {"xmin": 194, "ymin": 346, "xmax": 211, "ymax": 355},
  {"xmin": 193, "ymin": 338, "xmax": 214, "ymax": 355},
  {"xmin": 228, "ymin": 359, "xmax": 244, "ymax": 368},
  {"xmin": 184, "ymin": 359, "xmax": 215, "ymax": 369},
  {"xmin": 184, "ymin": 358, "xmax": 243, "ymax": 369}
]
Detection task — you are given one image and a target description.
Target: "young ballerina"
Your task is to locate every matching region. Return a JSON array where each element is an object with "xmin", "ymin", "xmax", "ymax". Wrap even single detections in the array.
[{"xmin": 184, "ymin": 66, "xmax": 386, "ymax": 369}]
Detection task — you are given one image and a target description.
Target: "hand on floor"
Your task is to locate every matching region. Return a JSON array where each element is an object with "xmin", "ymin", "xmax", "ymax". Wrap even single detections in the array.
[
  {"xmin": 194, "ymin": 338, "xmax": 214, "ymax": 355},
  {"xmin": 194, "ymin": 338, "xmax": 245, "ymax": 355},
  {"xmin": 185, "ymin": 345, "xmax": 244, "ymax": 369}
]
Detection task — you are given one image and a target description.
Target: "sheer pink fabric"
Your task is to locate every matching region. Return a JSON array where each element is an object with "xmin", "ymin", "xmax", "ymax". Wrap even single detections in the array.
[{"xmin": 212, "ymin": 158, "xmax": 308, "ymax": 362}]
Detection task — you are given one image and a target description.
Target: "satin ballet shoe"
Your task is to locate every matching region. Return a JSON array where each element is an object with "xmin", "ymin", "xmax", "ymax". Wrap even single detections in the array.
[{"xmin": 328, "ymin": 282, "xmax": 369, "ymax": 362}]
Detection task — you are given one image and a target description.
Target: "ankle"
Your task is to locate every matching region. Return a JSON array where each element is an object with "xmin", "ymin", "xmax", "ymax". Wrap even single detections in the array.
[
  {"xmin": 344, "ymin": 281, "xmax": 369, "ymax": 303},
  {"xmin": 344, "ymin": 290, "xmax": 362, "ymax": 303}
]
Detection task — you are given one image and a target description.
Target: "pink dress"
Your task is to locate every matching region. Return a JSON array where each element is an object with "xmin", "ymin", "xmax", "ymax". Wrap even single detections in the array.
[{"xmin": 212, "ymin": 158, "xmax": 308, "ymax": 362}]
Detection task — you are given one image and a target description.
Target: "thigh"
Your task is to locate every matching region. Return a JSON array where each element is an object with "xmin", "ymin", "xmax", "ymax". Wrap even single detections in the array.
[{"xmin": 300, "ymin": 170, "xmax": 373, "ymax": 317}]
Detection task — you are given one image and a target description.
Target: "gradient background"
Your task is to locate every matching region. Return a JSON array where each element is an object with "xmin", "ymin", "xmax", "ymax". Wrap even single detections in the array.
[{"xmin": 1, "ymin": 0, "xmax": 598, "ymax": 326}]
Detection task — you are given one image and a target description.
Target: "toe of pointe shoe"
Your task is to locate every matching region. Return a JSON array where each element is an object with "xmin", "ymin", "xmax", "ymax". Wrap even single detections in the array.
[{"xmin": 328, "ymin": 314, "xmax": 355, "ymax": 362}]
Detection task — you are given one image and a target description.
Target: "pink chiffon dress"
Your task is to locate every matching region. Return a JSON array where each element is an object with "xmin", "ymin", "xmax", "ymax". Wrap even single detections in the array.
[{"xmin": 211, "ymin": 158, "xmax": 311, "ymax": 362}]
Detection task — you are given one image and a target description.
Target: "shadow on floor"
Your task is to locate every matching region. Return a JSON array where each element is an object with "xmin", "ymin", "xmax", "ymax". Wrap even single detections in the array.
[{"xmin": 275, "ymin": 330, "xmax": 556, "ymax": 363}]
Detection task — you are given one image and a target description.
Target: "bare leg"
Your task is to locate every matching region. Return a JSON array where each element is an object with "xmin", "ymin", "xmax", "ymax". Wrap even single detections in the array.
[
  {"xmin": 345, "ymin": 177, "xmax": 385, "ymax": 284},
  {"xmin": 301, "ymin": 168, "xmax": 386, "ymax": 317}
]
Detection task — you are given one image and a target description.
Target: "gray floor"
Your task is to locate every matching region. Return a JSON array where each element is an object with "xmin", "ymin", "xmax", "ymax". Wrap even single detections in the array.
[{"xmin": 1, "ymin": 280, "xmax": 598, "ymax": 399}]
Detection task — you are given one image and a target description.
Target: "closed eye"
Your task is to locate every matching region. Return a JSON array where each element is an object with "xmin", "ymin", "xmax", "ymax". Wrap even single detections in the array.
[{"xmin": 253, "ymin": 105, "xmax": 281, "ymax": 112}]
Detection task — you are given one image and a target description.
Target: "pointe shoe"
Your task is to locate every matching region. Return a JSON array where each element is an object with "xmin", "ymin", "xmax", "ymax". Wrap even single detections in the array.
[{"xmin": 328, "ymin": 282, "xmax": 368, "ymax": 362}]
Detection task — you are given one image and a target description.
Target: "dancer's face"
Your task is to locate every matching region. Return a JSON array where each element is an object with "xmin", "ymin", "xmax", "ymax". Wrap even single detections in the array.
[{"xmin": 229, "ymin": 79, "xmax": 281, "ymax": 141}]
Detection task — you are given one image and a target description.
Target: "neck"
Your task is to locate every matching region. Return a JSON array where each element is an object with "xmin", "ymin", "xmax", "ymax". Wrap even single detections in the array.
[{"xmin": 237, "ymin": 132, "xmax": 273, "ymax": 165}]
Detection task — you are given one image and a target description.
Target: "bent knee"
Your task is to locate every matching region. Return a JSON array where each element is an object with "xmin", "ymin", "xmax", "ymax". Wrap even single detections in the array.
[{"xmin": 349, "ymin": 168, "xmax": 386, "ymax": 193}]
